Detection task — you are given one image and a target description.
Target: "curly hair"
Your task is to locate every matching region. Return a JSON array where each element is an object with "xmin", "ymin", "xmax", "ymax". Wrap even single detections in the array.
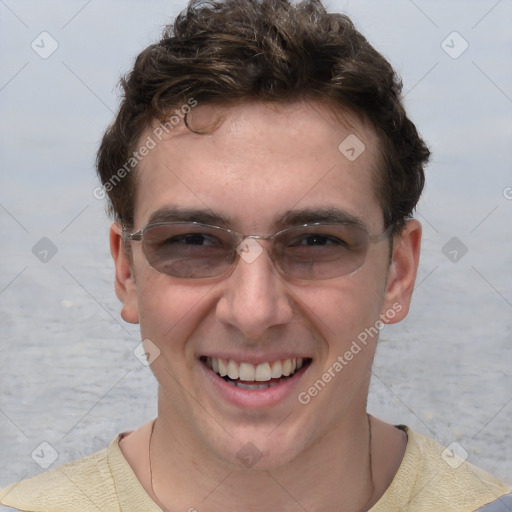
[{"xmin": 96, "ymin": 0, "xmax": 430, "ymax": 231}]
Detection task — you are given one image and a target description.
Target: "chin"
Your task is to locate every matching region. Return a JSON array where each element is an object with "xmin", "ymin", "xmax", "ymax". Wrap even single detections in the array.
[{"xmin": 212, "ymin": 424, "xmax": 312, "ymax": 471}]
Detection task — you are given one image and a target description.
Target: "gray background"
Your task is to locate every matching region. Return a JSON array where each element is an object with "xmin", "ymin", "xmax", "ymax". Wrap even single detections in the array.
[{"xmin": 1, "ymin": 0, "xmax": 511, "ymax": 491}]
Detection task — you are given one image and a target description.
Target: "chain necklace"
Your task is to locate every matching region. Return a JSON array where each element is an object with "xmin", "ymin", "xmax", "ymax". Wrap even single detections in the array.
[{"xmin": 148, "ymin": 413, "xmax": 375, "ymax": 512}]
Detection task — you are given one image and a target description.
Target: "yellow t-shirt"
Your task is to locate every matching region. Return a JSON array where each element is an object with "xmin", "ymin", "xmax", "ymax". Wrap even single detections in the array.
[{"xmin": 1, "ymin": 426, "xmax": 510, "ymax": 512}]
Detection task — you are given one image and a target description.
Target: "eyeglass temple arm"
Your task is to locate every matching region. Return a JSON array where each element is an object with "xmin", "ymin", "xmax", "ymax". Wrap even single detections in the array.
[
  {"xmin": 369, "ymin": 223, "xmax": 395, "ymax": 242},
  {"xmin": 122, "ymin": 227, "xmax": 143, "ymax": 241}
]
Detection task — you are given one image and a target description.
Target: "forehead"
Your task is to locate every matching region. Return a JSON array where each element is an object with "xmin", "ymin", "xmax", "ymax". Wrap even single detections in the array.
[{"xmin": 133, "ymin": 100, "xmax": 383, "ymax": 231}]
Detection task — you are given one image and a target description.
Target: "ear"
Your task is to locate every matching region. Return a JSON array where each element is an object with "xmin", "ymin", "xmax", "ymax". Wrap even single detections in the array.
[
  {"xmin": 110, "ymin": 223, "xmax": 140, "ymax": 324},
  {"xmin": 381, "ymin": 219, "xmax": 422, "ymax": 324}
]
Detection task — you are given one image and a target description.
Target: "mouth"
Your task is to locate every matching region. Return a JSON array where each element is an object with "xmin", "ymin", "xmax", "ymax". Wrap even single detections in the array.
[{"xmin": 200, "ymin": 356, "xmax": 313, "ymax": 390}]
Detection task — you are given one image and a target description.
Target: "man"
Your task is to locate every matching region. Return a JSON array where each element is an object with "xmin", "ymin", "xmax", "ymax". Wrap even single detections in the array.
[{"xmin": 1, "ymin": 0, "xmax": 510, "ymax": 510}]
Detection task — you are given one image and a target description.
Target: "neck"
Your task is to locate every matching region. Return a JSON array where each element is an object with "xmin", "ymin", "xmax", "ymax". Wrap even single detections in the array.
[{"xmin": 148, "ymin": 411, "xmax": 376, "ymax": 512}]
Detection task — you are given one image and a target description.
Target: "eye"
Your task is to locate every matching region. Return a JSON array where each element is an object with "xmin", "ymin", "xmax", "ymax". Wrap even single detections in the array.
[
  {"xmin": 166, "ymin": 233, "xmax": 223, "ymax": 247},
  {"xmin": 289, "ymin": 234, "xmax": 347, "ymax": 248}
]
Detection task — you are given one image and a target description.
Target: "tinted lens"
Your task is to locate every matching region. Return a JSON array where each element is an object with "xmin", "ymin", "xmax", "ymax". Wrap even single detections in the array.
[
  {"xmin": 275, "ymin": 223, "xmax": 369, "ymax": 279},
  {"xmin": 142, "ymin": 223, "xmax": 234, "ymax": 278},
  {"xmin": 139, "ymin": 222, "xmax": 373, "ymax": 280}
]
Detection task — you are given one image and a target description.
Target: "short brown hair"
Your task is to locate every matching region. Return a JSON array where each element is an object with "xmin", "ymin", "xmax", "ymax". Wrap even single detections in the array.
[{"xmin": 96, "ymin": 0, "xmax": 430, "ymax": 231}]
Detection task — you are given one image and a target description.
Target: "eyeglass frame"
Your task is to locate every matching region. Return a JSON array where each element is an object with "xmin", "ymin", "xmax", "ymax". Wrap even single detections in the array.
[{"xmin": 122, "ymin": 220, "xmax": 395, "ymax": 281}]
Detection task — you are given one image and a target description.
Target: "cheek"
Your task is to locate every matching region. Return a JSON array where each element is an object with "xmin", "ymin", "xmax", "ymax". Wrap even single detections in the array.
[
  {"xmin": 135, "ymin": 279, "xmax": 198, "ymax": 388},
  {"xmin": 307, "ymin": 275, "xmax": 386, "ymax": 339},
  {"xmin": 134, "ymin": 266, "xmax": 217, "ymax": 359},
  {"xmin": 134, "ymin": 264, "xmax": 187, "ymax": 342}
]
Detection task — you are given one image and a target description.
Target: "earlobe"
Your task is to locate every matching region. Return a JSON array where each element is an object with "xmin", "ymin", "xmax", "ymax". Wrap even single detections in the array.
[
  {"xmin": 110, "ymin": 223, "xmax": 140, "ymax": 324},
  {"xmin": 381, "ymin": 219, "xmax": 422, "ymax": 324}
]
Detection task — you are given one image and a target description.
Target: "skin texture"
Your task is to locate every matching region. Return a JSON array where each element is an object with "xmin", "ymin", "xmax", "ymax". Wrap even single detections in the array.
[{"xmin": 112, "ymin": 100, "xmax": 421, "ymax": 511}]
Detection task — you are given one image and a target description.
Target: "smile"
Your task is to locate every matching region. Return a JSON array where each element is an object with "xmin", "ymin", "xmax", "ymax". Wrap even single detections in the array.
[{"xmin": 200, "ymin": 356, "xmax": 312, "ymax": 391}]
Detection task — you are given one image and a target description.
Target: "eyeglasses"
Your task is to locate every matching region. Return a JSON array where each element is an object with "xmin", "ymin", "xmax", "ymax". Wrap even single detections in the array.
[{"xmin": 122, "ymin": 221, "xmax": 393, "ymax": 281}]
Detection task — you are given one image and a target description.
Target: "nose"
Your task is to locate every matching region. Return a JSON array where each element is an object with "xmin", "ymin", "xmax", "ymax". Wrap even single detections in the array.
[{"xmin": 215, "ymin": 239, "xmax": 294, "ymax": 340}]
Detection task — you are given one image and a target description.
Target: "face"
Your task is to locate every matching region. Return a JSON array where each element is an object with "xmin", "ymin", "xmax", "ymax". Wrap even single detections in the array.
[{"xmin": 111, "ymin": 100, "xmax": 421, "ymax": 469}]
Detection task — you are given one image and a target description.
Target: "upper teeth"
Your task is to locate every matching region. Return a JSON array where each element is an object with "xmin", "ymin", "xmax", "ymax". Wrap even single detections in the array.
[{"xmin": 205, "ymin": 357, "xmax": 304, "ymax": 381}]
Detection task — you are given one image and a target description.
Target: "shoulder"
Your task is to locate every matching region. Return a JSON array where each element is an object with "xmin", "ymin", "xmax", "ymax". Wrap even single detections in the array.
[
  {"xmin": 0, "ymin": 431, "xmax": 160, "ymax": 512},
  {"xmin": 0, "ymin": 445, "xmax": 117, "ymax": 512},
  {"xmin": 373, "ymin": 426, "xmax": 511, "ymax": 512}
]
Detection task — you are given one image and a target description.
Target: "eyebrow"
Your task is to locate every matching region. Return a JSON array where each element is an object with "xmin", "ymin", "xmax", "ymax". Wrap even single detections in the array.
[
  {"xmin": 146, "ymin": 206, "xmax": 366, "ymax": 231},
  {"xmin": 147, "ymin": 207, "xmax": 231, "ymax": 227},
  {"xmin": 276, "ymin": 207, "xmax": 366, "ymax": 230}
]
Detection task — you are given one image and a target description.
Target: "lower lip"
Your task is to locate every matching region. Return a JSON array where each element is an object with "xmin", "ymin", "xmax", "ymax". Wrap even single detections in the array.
[{"xmin": 199, "ymin": 360, "xmax": 310, "ymax": 409}]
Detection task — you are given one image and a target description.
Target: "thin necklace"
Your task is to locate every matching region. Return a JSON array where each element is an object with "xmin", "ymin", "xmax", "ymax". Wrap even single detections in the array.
[
  {"xmin": 148, "ymin": 419, "xmax": 169, "ymax": 512},
  {"xmin": 148, "ymin": 414, "xmax": 375, "ymax": 512}
]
